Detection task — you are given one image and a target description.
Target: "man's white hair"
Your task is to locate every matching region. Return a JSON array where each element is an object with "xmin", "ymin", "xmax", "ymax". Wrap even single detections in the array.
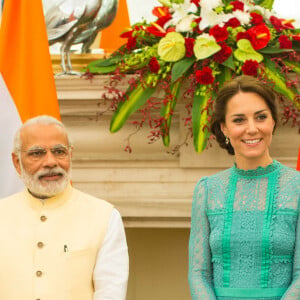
[{"xmin": 13, "ymin": 115, "xmax": 70, "ymax": 153}]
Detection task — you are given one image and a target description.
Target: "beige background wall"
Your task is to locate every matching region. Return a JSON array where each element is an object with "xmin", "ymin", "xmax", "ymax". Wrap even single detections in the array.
[
  {"xmin": 56, "ymin": 75, "xmax": 299, "ymax": 300},
  {"xmin": 126, "ymin": 229, "xmax": 190, "ymax": 300}
]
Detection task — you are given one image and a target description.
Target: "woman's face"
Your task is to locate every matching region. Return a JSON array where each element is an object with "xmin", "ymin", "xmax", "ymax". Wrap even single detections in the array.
[{"xmin": 221, "ymin": 91, "xmax": 275, "ymax": 169}]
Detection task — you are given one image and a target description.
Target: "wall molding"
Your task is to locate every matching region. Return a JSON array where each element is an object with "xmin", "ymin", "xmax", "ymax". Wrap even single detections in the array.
[{"xmin": 56, "ymin": 75, "xmax": 299, "ymax": 227}]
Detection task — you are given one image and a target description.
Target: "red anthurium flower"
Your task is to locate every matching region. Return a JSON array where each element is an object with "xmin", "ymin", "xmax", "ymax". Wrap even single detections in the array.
[
  {"xmin": 292, "ymin": 34, "xmax": 300, "ymax": 42},
  {"xmin": 146, "ymin": 22, "xmax": 167, "ymax": 37},
  {"xmin": 225, "ymin": 17, "xmax": 241, "ymax": 28},
  {"xmin": 120, "ymin": 28, "xmax": 138, "ymax": 49},
  {"xmin": 209, "ymin": 25, "xmax": 228, "ymax": 42},
  {"xmin": 230, "ymin": 1, "xmax": 244, "ymax": 11},
  {"xmin": 270, "ymin": 16, "xmax": 295, "ymax": 32},
  {"xmin": 236, "ymin": 31, "xmax": 252, "ymax": 41},
  {"xmin": 247, "ymin": 24, "xmax": 271, "ymax": 50},
  {"xmin": 250, "ymin": 12, "xmax": 264, "ymax": 25},
  {"xmin": 190, "ymin": 0, "xmax": 200, "ymax": 6},
  {"xmin": 279, "ymin": 35, "xmax": 293, "ymax": 49},
  {"xmin": 241, "ymin": 60, "xmax": 259, "ymax": 76},
  {"xmin": 192, "ymin": 17, "xmax": 203, "ymax": 34},
  {"xmin": 213, "ymin": 43, "xmax": 232, "ymax": 63},
  {"xmin": 120, "ymin": 29, "xmax": 134, "ymax": 39},
  {"xmin": 152, "ymin": 6, "xmax": 170, "ymax": 18},
  {"xmin": 195, "ymin": 67, "xmax": 215, "ymax": 85},
  {"xmin": 149, "ymin": 57, "xmax": 160, "ymax": 73},
  {"xmin": 166, "ymin": 27, "xmax": 176, "ymax": 33},
  {"xmin": 185, "ymin": 38, "xmax": 195, "ymax": 57},
  {"xmin": 156, "ymin": 15, "xmax": 172, "ymax": 27}
]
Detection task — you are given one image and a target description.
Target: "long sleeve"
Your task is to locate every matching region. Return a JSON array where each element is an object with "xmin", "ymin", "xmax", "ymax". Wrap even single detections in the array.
[
  {"xmin": 188, "ymin": 178, "xmax": 216, "ymax": 300},
  {"xmin": 281, "ymin": 209, "xmax": 300, "ymax": 299},
  {"xmin": 93, "ymin": 208, "xmax": 129, "ymax": 300}
]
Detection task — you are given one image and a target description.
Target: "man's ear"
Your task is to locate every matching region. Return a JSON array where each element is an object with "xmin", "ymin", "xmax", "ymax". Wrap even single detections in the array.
[{"xmin": 12, "ymin": 153, "xmax": 21, "ymax": 175}]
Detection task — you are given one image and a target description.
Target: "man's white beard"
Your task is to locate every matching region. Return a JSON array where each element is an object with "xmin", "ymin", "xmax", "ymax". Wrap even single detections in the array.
[{"xmin": 19, "ymin": 162, "xmax": 71, "ymax": 198}]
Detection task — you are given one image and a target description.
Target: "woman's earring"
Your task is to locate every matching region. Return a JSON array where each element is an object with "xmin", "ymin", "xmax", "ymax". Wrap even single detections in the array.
[{"xmin": 225, "ymin": 136, "xmax": 230, "ymax": 145}]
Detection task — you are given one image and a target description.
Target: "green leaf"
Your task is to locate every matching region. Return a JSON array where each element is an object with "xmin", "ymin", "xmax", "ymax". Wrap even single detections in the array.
[
  {"xmin": 89, "ymin": 57, "xmax": 120, "ymax": 67},
  {"xmin": 213, "ymin": 66, "xmax": 232, "ymax": 98},
  {"xmin": 157, "ymin": 0, "xmax": 171, "ymax": 6},
  {"xmin": 193, "ymin": 37, "xmax": 221, "ymax": 60},
  {"xmin": 160, "ymin": 80, "xmax": 182, "ymax": 146},
  {"xmin": 234, "ymin": 39, "xmax": 264, "ymax": 63},
  {"xmin": 84, "ymin": 56, "xmax": 121, "ymax": 73},
  {"xmin": 292, "ymin": 41, "xmax": 300, "ymax": 52},
  {"xmin": 171, "ymin": 57, "xmax": 195, "ymax": 83},
  {"xmin": 192, "ymin": 87, "xmax": 212, "ymax": 153},
  {"xmin": 264, "ymin": 58, "xmax": 299, "ymax": 108},
  {"xmin": 110, "ymin": 80, "xmax": 156, "ymax": 133},
  {"xmin": 85, "ymin": 64, "xmax": 117, "ymax": 74},
  {"xmin": 259, "ymin": 47, "xmax": 294, "ymax": 54},
  {"xmin": 221, "ymin": 55, "xmax": 235, "ymax": 70},
  {"xmin": 283, "ymin": 60, "xmax": 300, "ymax": 74},
  {"xmin": 252, "ymin": 0, "xmax": 274, "ymax": 9},
  {"xmin": 158, "ymin": 32, "xmax": 186, "ymax": 62}
]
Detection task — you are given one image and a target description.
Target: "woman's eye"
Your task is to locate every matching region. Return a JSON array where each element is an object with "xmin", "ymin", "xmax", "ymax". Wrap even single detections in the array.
[
  {"xmin": 233, "ymin": 118, "xmax": 244, "ymax": 123},
  {"xmin": 257, "ymin": 114, "xmax": 267, "ymax": 120}
]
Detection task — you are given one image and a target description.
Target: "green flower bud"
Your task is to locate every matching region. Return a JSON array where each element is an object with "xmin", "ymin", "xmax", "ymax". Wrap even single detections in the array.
[{"xmin": 214, "ymin": 6, "xmax": 223, "ymax": 13}]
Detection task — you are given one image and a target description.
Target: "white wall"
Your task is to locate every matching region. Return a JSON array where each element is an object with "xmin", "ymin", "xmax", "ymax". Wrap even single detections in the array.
[{"xmin": 126, "ymin": 0, "xmax": 300, "ymax": 26}]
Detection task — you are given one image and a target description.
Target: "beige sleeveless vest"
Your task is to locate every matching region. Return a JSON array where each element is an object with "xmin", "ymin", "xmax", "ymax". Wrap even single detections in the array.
[{"xmin": 0, "ymin": 185, "xmax": 113, "ymax": 300}]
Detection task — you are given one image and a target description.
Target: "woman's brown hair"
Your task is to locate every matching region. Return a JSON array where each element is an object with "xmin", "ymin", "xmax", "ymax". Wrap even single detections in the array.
[{"xmin": 210, "ymin": 75, "xmax": 278, "ymax": 155}]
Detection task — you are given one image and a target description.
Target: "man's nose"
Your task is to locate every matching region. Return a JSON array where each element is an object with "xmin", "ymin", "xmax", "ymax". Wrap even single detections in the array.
[{"xmin": 42, "ymin": 151, "xmax": 58, "ymax": 167}]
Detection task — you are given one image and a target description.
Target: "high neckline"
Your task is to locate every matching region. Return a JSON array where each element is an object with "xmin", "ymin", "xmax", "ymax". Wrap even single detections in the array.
[{"xmin": 232, "ymin": 160, "xmax": 281, "ymax": 177}]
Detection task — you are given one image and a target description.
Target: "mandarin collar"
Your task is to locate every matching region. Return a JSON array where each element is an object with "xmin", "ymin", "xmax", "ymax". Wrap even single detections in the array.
[
  {"xmin": 24, "ymin": 183, "xmax": 73, "ymax": 210},
  {"xmin": 232, "ymin": 160, "xmax": 281, "ymax": 178}
]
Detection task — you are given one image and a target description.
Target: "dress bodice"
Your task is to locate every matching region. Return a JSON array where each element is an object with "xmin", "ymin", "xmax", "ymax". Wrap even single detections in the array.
[{"xmin": 188, "ymin": 161, "xmax": 300, "ymax": 300}]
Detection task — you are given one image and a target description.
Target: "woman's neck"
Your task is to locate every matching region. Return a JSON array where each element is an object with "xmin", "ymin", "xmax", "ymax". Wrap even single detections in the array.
[{"xmin": 235, "ymin": 155, "xmax": 273, "ymax": 170}]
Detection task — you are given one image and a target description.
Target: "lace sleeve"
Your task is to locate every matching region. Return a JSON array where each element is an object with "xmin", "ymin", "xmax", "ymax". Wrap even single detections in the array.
[
  {"xmin": 281, "ymin": 207, "xmax": 300, "ymax": 299},
  {"xmin": 188, "ymin": 178, "xmax": 216, "ymax": 300}
]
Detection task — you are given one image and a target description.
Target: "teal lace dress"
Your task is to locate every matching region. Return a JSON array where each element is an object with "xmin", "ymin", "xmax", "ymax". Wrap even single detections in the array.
[{"xmin": 188, "ymin": 160, "xmax": 300, "ymax": 299}]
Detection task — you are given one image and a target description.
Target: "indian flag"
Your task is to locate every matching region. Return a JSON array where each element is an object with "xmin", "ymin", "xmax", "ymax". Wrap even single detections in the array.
[{"xmin": 0, "ymin": 0, "xmax": 60, "ymax": 198}]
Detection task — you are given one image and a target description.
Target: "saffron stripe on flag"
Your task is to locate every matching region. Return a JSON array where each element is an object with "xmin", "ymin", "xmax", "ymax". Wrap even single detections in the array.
[
  {"xmin": 0, "ymin": 0, "xmax": 60, "ymax": 122},
  {"xmin": 0, "ymin": 0, "xmax": 61, "ymax": 198},
  {"xmin": 0, "ymin": 74, "xmax": 24, "ymax": 198}
]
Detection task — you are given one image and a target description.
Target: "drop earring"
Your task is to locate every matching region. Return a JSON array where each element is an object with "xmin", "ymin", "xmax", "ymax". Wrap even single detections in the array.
[{"xmin": 225, "ymin": 136, "xmax": 230, "ymax": 145}]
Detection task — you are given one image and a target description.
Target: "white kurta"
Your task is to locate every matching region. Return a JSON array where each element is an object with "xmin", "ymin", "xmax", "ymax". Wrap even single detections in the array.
[{"xmin": 93, "ymin": 208, "xmax": 129, "ymax": 300}]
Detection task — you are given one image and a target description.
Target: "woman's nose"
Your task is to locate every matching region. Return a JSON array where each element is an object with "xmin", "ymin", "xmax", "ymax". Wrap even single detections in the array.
[{"xmin": 246, "ymin": 119, "xmax": 258, "ymax": 134}]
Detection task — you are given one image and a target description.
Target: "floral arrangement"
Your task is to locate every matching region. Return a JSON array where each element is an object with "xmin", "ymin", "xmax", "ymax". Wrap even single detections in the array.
[{"xmin": 86, "ymin": 0, "xmax": 300, "ymax": 153}]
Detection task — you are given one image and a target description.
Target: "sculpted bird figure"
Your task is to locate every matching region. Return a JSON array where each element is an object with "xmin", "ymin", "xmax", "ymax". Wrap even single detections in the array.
[
  {"xmin": 74, "ymin": 0, "xmax": 118, "ymax": 54},
  {"xmin": 43, "ymin": 0, "xmax": 118, "ymax": 74}
]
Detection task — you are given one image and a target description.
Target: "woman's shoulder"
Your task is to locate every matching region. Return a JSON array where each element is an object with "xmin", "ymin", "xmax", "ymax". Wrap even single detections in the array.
[
  {"xmin": 278, "ymin": 162, "xmax": 300, "ymax": 180},
  {"xmin": 194, "ymin": 168, "xmax": 232, "ymax": 189}
]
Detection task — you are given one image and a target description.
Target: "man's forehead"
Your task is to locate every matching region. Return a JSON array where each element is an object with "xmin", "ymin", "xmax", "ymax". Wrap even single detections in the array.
[{"xmin": 20, "ymin": 123, "xmax": 68, "ymax": 147}]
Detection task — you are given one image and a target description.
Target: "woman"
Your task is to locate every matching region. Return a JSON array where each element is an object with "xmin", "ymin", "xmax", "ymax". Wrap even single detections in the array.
[{"xmin": 188, "ymin": 75, "xmax": 300, "ymax": 300}]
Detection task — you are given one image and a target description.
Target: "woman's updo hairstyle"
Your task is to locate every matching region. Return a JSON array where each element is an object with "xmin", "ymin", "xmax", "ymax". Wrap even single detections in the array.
[{"xmin": 210, "ymin": 75, "xmax": 278, "ymax": 155}]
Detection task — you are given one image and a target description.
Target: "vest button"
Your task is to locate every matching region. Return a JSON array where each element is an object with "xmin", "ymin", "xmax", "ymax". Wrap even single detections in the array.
[
  {"xmin": 37, "ymin": 242, "xmax": 44, "ymax": 248},
  {"xmin": 40, "ymin": 215, "xmax": 47, "ymax": 222},
  {"xmin": 36, "ymin": 270, "xmax": 43, "ymax": 277}
]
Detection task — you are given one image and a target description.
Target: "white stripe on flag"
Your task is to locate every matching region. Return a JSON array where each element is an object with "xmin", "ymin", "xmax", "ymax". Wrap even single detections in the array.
[{"xmin": 0, "ymin": 73, "xmax": 24, "ymax": 198}]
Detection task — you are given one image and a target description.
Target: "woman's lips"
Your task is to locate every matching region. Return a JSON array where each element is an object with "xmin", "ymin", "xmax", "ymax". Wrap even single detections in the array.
[{"xmin": 242, "ymin": 138, "xmax": 262, "ymax": 145}]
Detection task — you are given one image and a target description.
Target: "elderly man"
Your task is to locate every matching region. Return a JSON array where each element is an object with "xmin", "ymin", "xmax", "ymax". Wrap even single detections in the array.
[{"xmin": 0, "ymin": 115, "xmax": 129, "ymax": 300}]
